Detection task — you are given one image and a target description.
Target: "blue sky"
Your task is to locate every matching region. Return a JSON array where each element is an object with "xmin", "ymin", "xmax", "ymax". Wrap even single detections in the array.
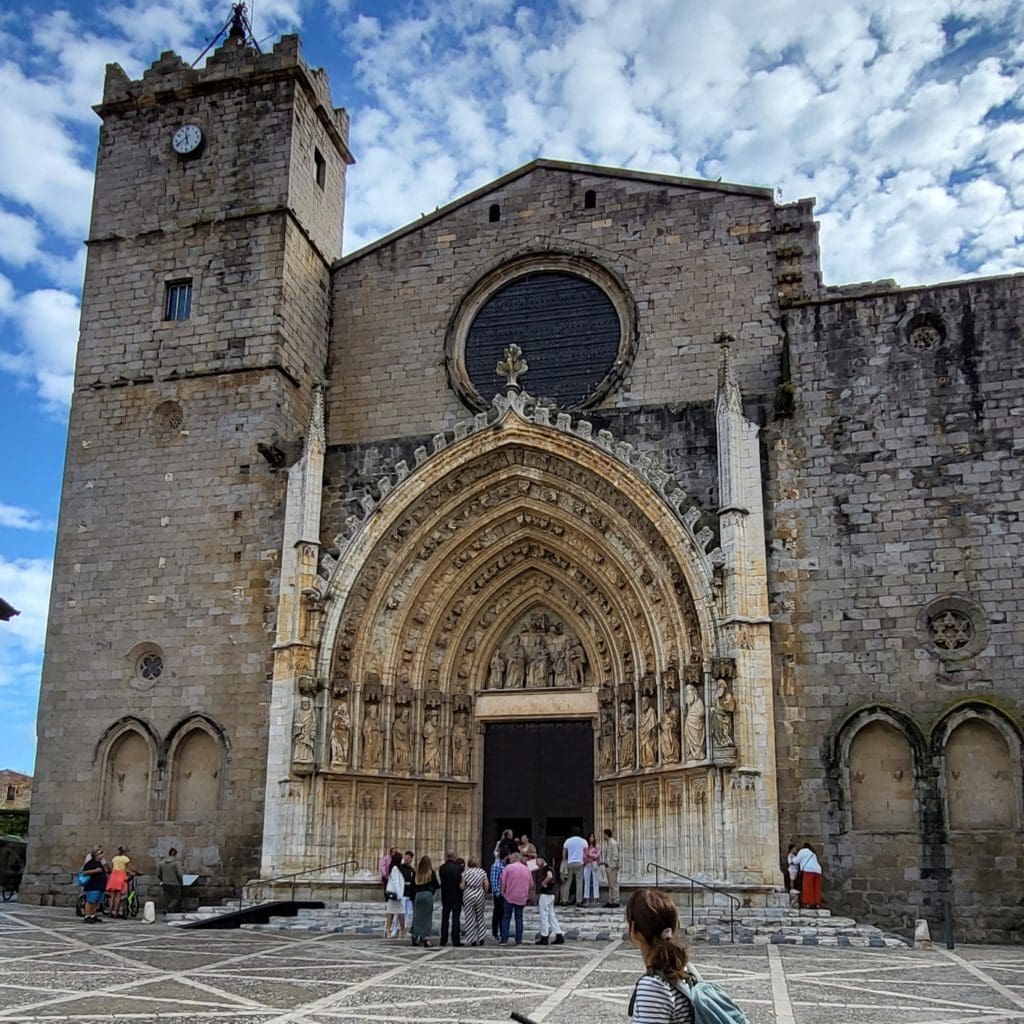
[{"xmin": 1, "ymin": 0, "xmax": 1022, "ymax": 774}]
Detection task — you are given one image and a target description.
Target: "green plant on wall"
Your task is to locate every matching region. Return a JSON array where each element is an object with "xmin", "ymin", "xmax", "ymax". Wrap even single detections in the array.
[{"xmin": 0, "ymin": 811, "xmax": 29, "ymax": 837}]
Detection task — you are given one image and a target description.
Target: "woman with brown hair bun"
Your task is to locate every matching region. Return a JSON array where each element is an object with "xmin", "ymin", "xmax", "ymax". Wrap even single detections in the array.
[{"xmin": 625, "ymin": 888, "xmax": 694, "ymax": 1024}]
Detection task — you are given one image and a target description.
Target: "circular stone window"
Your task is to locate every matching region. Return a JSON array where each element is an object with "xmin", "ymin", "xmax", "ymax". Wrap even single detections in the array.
[
  {"xmin": 916, "ymin": 595, "xmax": 989, "ymax": 662},
  {"xmin": 126, "ymin": 642, "xmax": 166, "ymax": 691},
  {"xmin": 904, "ymin": 311, "xmax": 946, "ymax": 351},
  {"xmin": 153, "ymin": 400, "xmax": 185, "ymax": 437},
  {"xmin": 447, "ymin": 257, "xmax": 637, "ymax": 411}
]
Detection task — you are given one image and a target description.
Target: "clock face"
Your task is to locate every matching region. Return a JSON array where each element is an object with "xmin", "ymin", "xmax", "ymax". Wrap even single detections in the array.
[{"xmin": 171, "ymin": 124, "xmax": 204, "ymax": 156}]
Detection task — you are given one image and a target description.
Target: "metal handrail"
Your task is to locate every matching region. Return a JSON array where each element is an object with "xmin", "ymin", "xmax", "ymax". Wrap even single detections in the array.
[
  {"xmin": 239, "ymin": 857, "xmax": 360, "ymax": 912},
  {"xmin": 646, "ymin": 861, "xmax": 740, "ymax": 943}
]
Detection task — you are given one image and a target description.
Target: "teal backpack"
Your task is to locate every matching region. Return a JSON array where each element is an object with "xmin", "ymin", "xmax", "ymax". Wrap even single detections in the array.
[{"xmin": 675, "ymin": 965, "xmax": 750, "ymax": 1024}]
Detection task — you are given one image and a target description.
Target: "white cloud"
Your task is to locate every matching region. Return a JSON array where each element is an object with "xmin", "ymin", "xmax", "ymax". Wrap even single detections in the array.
[
  {"xmin": 0, "ymin": 504, "xmax": 48, "ymax": 531},
  {"xmin": 0, "ymin": 276, "xmax": 80, "ymax": 409},
  {"xmin": 339, "ymin": 0, "xmax": 1024, "ymax": 285}
]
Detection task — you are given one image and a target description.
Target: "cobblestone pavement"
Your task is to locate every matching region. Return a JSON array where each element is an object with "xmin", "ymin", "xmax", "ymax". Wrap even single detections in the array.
[{"xmin": 1, "ymin": 904, "xmax": 1022, "ymax": 1023}]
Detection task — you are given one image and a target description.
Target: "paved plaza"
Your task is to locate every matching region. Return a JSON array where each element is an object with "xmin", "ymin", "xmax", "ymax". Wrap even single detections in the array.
[{"xmin": 1, "ymin": 903, "xmax": 1022, "ymax": 1024}]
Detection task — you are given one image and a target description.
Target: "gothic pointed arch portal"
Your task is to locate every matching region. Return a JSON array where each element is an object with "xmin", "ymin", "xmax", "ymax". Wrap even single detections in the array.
[{"xmin": 263, "ymin": 392, "xmax": 780, "ymax": 889}]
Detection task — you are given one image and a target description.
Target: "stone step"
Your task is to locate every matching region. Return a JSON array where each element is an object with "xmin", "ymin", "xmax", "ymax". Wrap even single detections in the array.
[
  {"xmin": 236, "ymin": 918, "xmax": 906, "ymax": 949},
  {"xmin": 173, "ymin": 899, "xmax": 905, "ymax": 947}
]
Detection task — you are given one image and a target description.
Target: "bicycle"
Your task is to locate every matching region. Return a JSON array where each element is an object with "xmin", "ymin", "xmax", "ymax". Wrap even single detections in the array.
[{"xmin": 118, "ymin": 875, "xmax": 140, "ymax": 918}]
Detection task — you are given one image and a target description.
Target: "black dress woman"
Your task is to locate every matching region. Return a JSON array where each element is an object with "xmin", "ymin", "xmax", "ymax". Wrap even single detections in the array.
[{"xmin": 410, "ymin": 855, "xmax": 439, "ymax": 946}]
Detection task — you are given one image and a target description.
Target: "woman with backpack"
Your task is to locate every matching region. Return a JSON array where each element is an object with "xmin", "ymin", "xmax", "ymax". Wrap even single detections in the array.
[
  {"xmin": 626, "ymin": 888, "xmax": 750, "ymax": 1024},
  {"xmin": 625, "ymin": 888, "xmax": 694, "ymax": 1023}
]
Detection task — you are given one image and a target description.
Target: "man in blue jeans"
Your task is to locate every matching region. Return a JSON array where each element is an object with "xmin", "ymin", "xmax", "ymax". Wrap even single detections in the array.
[{"xmin": 499, "ymin": 853, "xmax": 531, "ymax": 944}]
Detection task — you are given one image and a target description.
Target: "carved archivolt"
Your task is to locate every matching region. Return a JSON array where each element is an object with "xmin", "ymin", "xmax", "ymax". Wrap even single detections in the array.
[{"xmin": 304, "ymin": 399, "xmax": 725, "ymax": 784}]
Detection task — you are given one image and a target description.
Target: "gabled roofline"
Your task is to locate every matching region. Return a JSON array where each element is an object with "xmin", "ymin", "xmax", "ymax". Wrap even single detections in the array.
[{"xmin": 335, "ymin": 158, "xmax": 775, "ymax": 269}]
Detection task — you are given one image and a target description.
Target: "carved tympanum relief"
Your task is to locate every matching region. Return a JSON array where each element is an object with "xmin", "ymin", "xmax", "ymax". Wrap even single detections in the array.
[
  {"xmin": 331, "ymin": 444, "xmax": 705, "ymax": 690},
  {"xmin": 482, "ymin": 610, "xmax": 589, "ymax": 690}
]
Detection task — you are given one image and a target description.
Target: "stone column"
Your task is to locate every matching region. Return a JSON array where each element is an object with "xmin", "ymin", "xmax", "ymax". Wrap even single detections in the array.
[
  {"xmin": 714, "ymin": 336, "xmax": 779, "ymax": 884},
  {"xmin": 261, "ymin": 387, "xmax": 325, "ymax": 879}
]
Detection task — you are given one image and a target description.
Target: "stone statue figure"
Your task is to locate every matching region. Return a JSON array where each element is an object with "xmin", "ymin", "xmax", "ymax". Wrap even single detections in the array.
[
  {"xmin": 505, "ymin": 635, "xmax": 526, "ymax": 689},
  {"xmin": 361, "ymin": 704, "xmax": 383, "ymax": 769},
  {"xmin": 684, "ymin": 684, "xmax": 706, "ymax": 762},
  {"xmin": 599, "ymin": 711, "xmax": 615, "ymax": 774},
  {"xmin": 711, "ymin": 678, "xmax": 737, "ymax": 749},
  {"xmin": 391, "ymin": 707, "xmax": 411, "ymax": 772},
  {"xmin": 551, "ymin": 646, "xmax": 569, "ymax": 688},
  {"xmin": 568, "ymin": 639, "xmax": 587, "ymax": 687},
  {"xmin": 329, "ymin": 700, "xmax": 351, "ymax": 766},
  {"xmin": 422, "ymin": 711, "xmax": 441, "ymax": 773},
  {"xmin": 638, "ymin": 695, "xmax": 658, "ymax": 768},
  {"xmin": 618, "ymin": 700, "xmax": 636, "ymax": 769},
  {"xmin": 293, "ymin": 697, "xmax": 317, "ymax": 763},
  {"xmin": 526, "ymin": 635, "xmax": 551, "ymax": 688},
  {"xmin": 659, "ymin": 692, "xmax": 682, "ymax": 764},
  {"xmin": 452, "ymin": 715, "xmax": 471, "ymax": 776},
  {"xmin": 487, "ymin": 649, "xmax": 506, "ymax": 690}
]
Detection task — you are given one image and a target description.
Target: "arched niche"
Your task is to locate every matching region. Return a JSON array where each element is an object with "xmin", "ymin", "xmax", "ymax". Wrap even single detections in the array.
[
  {"xmin": 100, "ymin": 723, "xmax": 155, "ymax": 822},
  {"xmin": 168, "ymin": 721, "xmax": 224, "ymax": 821},
  {"xmin": 848, "ymin": 720, "xmax": 916, "ymax": 831},
  {"xmin": 944, "ymin": 717, "xmax": 1019, "ymax": 831}
]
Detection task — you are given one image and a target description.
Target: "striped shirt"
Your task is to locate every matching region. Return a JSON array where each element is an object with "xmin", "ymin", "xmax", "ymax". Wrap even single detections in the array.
[{"xmin": 629, "ymin": 975, "xmax": 694, "ymax": 1024}]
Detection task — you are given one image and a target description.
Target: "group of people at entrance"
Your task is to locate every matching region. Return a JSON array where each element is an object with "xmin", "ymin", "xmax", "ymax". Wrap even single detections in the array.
[{"xmin": 377, "ymin": 827, "xmax": 621, "ymax": 948}]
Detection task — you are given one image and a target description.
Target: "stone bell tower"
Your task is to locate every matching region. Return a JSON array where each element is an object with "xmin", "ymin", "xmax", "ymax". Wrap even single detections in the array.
[{"xmin": 23, "ymin": 32, "xmax": 353, "ymax": 901}]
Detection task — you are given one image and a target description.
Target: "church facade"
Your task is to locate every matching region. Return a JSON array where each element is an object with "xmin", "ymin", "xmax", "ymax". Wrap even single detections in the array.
[{"xmin": 24, "ymin": 34, "xmax": 1024, "ymax": 942}]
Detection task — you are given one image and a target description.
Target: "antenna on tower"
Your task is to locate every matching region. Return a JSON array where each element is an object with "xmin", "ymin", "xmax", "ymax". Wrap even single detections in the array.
[{"xmin": 191, "ymin": 3, "xmax": 262, "ymax": 67}]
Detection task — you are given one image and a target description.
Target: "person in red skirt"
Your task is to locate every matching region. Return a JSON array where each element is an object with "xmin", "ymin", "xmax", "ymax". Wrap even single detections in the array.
[{"xmin": 795, "ymin": 842, "xmax": 823, "ymax": 909}]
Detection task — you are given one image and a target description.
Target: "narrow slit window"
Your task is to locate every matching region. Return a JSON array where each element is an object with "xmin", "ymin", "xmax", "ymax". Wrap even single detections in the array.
[
  {"xmin": 489, "ymin": 203, "xmax": 500, "ymax": 223},
  {"xmin": 314, "ymin": 147, "xmax": 326, "ymax": 190},
  {"xmin": 164, "ymin": 279, "xmax": 192, "ymax": 321},
  {"xmin": 584, "ymin": 189, "xmax": 597, "ymax": 209}
]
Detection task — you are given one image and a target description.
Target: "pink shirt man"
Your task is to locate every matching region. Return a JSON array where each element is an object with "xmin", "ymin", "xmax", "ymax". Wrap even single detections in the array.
[{"xmin": 500, "ymin": 859, "xmax": 532, "ymax": 906}]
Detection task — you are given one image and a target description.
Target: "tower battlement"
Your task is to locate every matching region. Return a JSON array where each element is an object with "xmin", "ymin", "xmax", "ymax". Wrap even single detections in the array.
[{"xmin": 98, "ymin": 34, "xmax": 350, "ymax": 160}]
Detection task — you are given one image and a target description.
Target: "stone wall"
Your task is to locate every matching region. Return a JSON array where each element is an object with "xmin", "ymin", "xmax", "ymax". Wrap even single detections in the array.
[
  {"xmin": 23, "ymin": 371, "xmax": 303, "ymax": 901},
  {"xmin": 767, "ymin": 274, "xmax": 1024, "ymax": 942},
  {"xmin": 327, "ymin": 163, "xmax": 797, "ymax": 445}
]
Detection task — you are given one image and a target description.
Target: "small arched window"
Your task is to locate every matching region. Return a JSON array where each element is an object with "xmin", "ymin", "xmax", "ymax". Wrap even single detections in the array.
[
  {"xmin": 488, "ymin": 203, "xmax": 500, "ymax": 223},
  {"xmin": 584, "ymin": 189, "xmax": 597, "ymax": 209}
]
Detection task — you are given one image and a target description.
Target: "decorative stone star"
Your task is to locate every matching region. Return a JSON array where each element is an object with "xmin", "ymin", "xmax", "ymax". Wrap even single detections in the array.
[
  {"xmin": 929, "ymin": 610, "xmax": 973, "ymax": 650},
  {"xmin": 496, "ymin": 344, "xmax": 528, "ymax": 390}
]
